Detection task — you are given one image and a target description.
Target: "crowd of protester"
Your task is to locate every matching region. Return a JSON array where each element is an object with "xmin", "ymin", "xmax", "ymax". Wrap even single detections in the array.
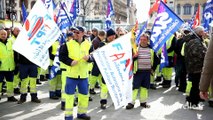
[{"xmin": 0, "ymin": 25, "xmax": 212, "ymax": 120}]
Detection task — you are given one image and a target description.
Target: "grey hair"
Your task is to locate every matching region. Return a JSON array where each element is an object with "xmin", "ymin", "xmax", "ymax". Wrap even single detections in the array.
[{"xmin": 194, "ymin": 26, "xmax": 204, "ymax": 34}]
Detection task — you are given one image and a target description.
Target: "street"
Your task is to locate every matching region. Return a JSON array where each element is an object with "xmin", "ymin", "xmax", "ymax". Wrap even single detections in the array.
[{"xmin": 0, "ymin": 81, "xmax": 213, "ymax": 120}]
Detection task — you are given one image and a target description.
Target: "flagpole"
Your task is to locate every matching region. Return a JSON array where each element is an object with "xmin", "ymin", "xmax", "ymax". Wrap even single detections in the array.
[{"xmin": 59, "ymin": 1, "xmax": 73, "ymax": 26}]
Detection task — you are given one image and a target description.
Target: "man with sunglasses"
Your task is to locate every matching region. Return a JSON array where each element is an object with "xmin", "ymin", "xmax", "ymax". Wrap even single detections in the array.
[{"xmin": 59, "ymin": 26, "xmax": 92, "ymax": 120}]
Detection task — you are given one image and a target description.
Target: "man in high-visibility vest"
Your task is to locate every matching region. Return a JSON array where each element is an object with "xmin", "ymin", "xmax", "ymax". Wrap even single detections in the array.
[
  {"xmin": 157, "ymin": 35, "xmax": 176, "ymax": 88},
  {"xmin": 48, "ymin": 40, "xmax": 62, "ymax": 100},
  {"xmin": 0, "ymin": 29, "xmax": 18, "ymax": 102},
  {"xmin": 59, "ymin": 26, "xmax": 92, "ymax": 120},
  {"xmin": 7, "ymin": 27, "xmax": 21, "ymax": 94}
]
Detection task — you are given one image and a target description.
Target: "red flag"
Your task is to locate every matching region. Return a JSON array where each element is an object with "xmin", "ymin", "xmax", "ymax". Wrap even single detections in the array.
[
  {"xmin": 148, "ymin": 0, "xmax": 167, "ymax": 16},
  {"xmin": 192, "ymin": 4, "xmax": 200, "ymax": 29}
]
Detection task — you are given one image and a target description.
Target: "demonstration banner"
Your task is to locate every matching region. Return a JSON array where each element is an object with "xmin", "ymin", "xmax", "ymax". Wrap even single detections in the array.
[
  {"xmin": 13, "ymin": 0, "xmax": 61, "ymax": 69},
  {"xmin": 93, "ymin": 33, "xmax": 133, "ymax": 109}
]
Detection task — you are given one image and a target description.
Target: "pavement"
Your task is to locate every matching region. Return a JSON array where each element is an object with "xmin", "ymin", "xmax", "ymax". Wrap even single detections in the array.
[{"xmin": 0, "ymin": 81, "xmax": 213, "ymax": 120}]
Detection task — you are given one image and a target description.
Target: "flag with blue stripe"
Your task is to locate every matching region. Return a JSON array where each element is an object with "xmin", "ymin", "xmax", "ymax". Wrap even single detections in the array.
[
  {"xmin": 159, "ymin": 43, "xmax": 169, "ymax": 71},
  {"xmin": 21, "ymin": 2, "xmax": 28, "ymax": 23},
  {"xmin": 106, "ymin": 0, "xmax": 114, "ymax": 29},
  {"xmin": 150, "ymin": 1, "xmax": 183, "ymax": 52},
  {"xmin": 49, "ymin": 2, "xmax": 72, "ymax": 80},
  {"xmin": 203, "ymin": 0, "xmax": 213, "ymax": 32},
  {"xmin": 135, "ymin": 21, "xmax": 147, "ymax": 45},
  {"xmin": 57, "ymin": 2, "xmax": 72, "ymax": 31},
  {"xmin": 43, "ymin": 0, "xmax": 56, "ymax": 15},
  {"xmin": 70, "ymin": 0, "xmax": 79, "ymax": 22},
  {"xmin": 187, "ymin": 15, "xmax": 195, "ymax": 28}
]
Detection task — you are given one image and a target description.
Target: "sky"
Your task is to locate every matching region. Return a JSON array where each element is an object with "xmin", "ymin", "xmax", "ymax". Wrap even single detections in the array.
[{"xmin": 133, "ymin": 0, "xmax": 150, "ymax": 23}]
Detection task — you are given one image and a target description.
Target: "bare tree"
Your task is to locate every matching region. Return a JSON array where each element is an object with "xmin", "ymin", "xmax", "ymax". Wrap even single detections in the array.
[{"xmin": 80, "ymin": 0, "xmax": 94, "ymax": 25}]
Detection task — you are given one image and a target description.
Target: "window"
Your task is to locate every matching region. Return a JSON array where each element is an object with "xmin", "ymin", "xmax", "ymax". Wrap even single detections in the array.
[
  {"xmin": 183, "ymin": 4, "xmax": 192, "ymax": 15},
  {"xmin": 102, "ymin": 2, "xmax": 107, "ymax": 11},
  {"xmin": 177, "ymin": 4, "xmax": 181, "ymax": 15},
  {"xmin": 94, "ymin": 2, "xmax": 100, "ymax": 10}
]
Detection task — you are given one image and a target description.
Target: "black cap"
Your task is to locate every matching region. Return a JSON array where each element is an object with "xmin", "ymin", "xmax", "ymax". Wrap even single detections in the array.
[
  {"xmin": 106, "ymin": 28, "xmax": 116, "ymax": 37},
  {"xmin": 76, "ymin": 26, "xmax": 85, "ymax": 32}
]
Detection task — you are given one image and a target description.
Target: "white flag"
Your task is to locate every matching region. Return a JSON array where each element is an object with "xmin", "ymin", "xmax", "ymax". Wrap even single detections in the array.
[
  {"xmin": 13, "ymin": 0, "xmax": 61, "ymax": 69},
  {"xmin": 93, "ymin": 33, "xmax": 133, "ymax": 109}
]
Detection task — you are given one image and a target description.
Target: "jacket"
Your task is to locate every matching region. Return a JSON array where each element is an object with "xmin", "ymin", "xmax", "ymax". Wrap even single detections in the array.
[
  {"xmin": 184, "ymin": 34, "xmax": 207, "ymax": 74},
  {"xmin": 59, "ymin": 38, "xmax": 92, "ymax": 79},
  {"xmin": 200, "ymin": 36, "xmax": 213, "ymax": 92},
  {"xmin": 0, "ymin": 39, "xmax": 15, "ymax": 71}
]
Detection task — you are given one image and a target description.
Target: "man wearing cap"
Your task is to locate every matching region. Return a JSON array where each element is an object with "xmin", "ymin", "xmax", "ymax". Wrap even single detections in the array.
[
  {"xmin": 59, "ymin": 26, "xmax": 92, "ymax": 120},
  {"xmin": 99, "ymin": 28, "xmax": 116, "ymax": 109}
]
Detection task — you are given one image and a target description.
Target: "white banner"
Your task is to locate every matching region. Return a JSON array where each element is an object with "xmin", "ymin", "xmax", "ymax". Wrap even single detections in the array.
[
  {"xmin": 93, "ymin": 33, "xmax": 133, "ymax": 109},
  {"xmin": 13, "ymin": 0, "xmax": 61, "ymax": 69}
]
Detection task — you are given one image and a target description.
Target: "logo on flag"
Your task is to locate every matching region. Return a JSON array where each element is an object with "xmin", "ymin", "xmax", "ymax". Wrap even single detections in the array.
[
  {"xmin": 150, "ymin": 1, "xmax": 183, "ymax": 52},
  {"xmin": 106, "ymin": 0, "xmax": 114, "ymax": 29},
  {"xmin": 203, "ymin": 0, "xmax": 213, "ymax": 32},
  {"xmin": 93, "ymin": 33, "xmax": 133, "ymax": 109},
  {"xmin": 135, "ymin": 21, "xmax": 148, "ymax": 45},
  {"xmin": 13, "ymin": 0, "xmax": 61, "ymax": 69},
  {"xmin": 159, "ymin": 43, "xmax": 169, "ymax": 71}
]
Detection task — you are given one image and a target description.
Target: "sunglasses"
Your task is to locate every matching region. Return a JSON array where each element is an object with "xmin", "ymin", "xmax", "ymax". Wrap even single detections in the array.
[{"xmin": 74, "ymin": 31, "xmax": 80, "ymax": 34}]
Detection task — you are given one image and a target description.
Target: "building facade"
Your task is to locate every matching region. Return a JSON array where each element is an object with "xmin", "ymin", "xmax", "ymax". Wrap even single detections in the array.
[
  {"xmin": 0, "ymin": 0, "xmax": 136, "ymax": 29},
  {"xmin": 0, "ymin": 0, "xmax": 36, "ymax": 22},
  {"xmin": 85, "ymin": 0, "xmax": 137, "ymax": 29},
  {"xmin": 150, "ymin": 0, "xmax": 206, "ymax": 21},
  {"xmin": 174, "ymin": 0, "xmax": 206, "ymax": 21}
]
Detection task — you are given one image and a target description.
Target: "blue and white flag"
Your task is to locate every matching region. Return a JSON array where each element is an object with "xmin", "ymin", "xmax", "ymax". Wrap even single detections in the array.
[
  {"xmin": 187, "ymin": 15, "xmax": 195, "ymax": 29},
  {"xmin": 49, "ymin": 45, "xmax": 61, "ymax": 79},
  {"xmin": 49, "ymin": 2, "xmax": 72, "ymax": 79},
  {"xmin": 57, "ymin": 2, "xmax": 72, "ymax": 31},
  {"xmin": 135, "ymin": 21, "xmax": 148, "ymax": 45},
  {"xmin": 21, "ymin": 2, "xmax": 28, "ymax": 23},
  {"xmin": 150, "ymin": 1, "xmax": 183, "ymax": 52},
  {"xmin": 43, "ymin": 0, "xmax": 57, "ymax": 20},
  {"xmin": 159, "ymin": 43, "xmax": 168, "ymax": 71},
  {"xmin": 106, "ymin": 0, "xmax": 114, "ymax": 29},
  {"xmin": 70, "ymin": 0, "xmax": 79, "ymax": 22},
  {"xmin": 203, "ymin": 0, "xmax": 213, "ymax": 32}
]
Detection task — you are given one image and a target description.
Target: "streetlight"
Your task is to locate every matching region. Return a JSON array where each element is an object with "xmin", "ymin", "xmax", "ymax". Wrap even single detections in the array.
[{"xmin": 6, "ymin": 0, "xmax": 16, "ymax": 28}]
